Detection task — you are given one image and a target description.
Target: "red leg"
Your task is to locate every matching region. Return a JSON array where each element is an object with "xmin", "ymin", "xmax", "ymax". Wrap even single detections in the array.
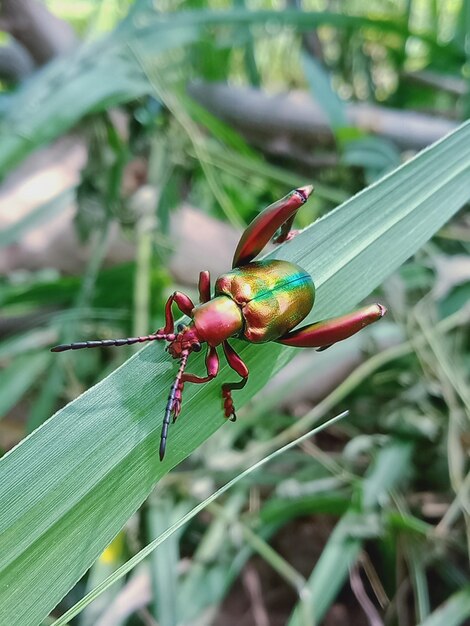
[
  {"xmin": 232, "ymin": 185, "xmax": 313, "ymax": 268},
  {"xmin": 174, "ymin": 346, "xmax": 219, "ymax": 420},
  {"xmin": 272, "ymin": 214, "xmax": 299, "ymax": 244},
  {"xmin": 276, "ymin": 304, "xmax": 387, "ymax": 349},
  {"xmin": 160, "ymin": 346, "xmax": 219, "ymax": 460},
  {"xmin": 181, "ymin": 345, "xmax": 219, "ymax": 385},
  {"xmin": 198, "ymin": 271, "xmax": 211, "ymax": 303},
  {"xmin": 160, "ymin": 292, "xmax": 195, "ymax": 334},
  {"xmin": 221, "ymin": 341, "xmax": 249, "ymax": 421}
]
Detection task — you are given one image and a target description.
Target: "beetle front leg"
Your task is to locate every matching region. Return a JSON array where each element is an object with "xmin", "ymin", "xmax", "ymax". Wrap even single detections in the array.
[
  {"xmin": 221, "ymin": 341, "xmax": 249, "ymax": 421},
  {"xmin": 232, "ymin": 185, "xmax": 313, "ymax": 268},
  {"xmin": 159, "ymin": 292, "xmax": 195, "ymax": 334},
  {"xmin": 173, "ymin": 345, "xmax": 220, "ymax": 421},
  {"xmin": 160, "ymin": 346, "xmax": 219, "ymax": 460},
  {"xmin": 275, "ymin": 303, "xmax": 387, "ymax": 349}
]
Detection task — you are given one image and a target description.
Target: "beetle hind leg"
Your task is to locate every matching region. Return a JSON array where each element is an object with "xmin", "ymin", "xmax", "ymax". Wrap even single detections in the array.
[
  {"xmin": 275, "ymin": 303, "xmax": 387, "ymax": 349},
  {"xmin": 232, "ymin": 185, "xmax": 314, "ymax": 268}
]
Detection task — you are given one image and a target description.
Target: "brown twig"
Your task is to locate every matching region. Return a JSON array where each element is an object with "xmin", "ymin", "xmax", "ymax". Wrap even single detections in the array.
[
  {"xmin": 0, "ymin": 0, "xmax": 77, "ymax": 65},
  {"xmin": 188, "ymin": 82, "xmax": 458, "ymax": 151},
  {"xmin": 350, "ymin": 562, "xmax": 384, "ymax": 626},
  {"xmin": 242, "ymin": 564, "xmax": 271, "ymax": 626},
  {"xmin": 403, "ymin": 70, "xmax": 467, "ymax": 97},
  {"xmin": 0, "ymin": 40, "xmax": 35, "ymax": 81}
]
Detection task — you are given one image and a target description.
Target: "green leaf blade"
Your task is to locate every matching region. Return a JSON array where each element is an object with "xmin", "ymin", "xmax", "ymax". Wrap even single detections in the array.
[
  {"xmin": 418, "ymin": 586, "xmax": 470, "ymax": 626},
  {"xmin": 0, "ymin": 121, "xmax": 469, "ymax": 625}
]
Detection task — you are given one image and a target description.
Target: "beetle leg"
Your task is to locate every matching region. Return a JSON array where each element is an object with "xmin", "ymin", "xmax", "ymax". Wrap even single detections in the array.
[
  {"xmin": 275, "ymin": 304, "xmax": 387, "ymax": 348},
  {"xmin": 198, "ymin": 271, "xmax": 211, "ymax": 303},
  {"xmin": 232, "ymin": 185, "xmax": 313, "ymax": 268},
  {"xmin": 159, "ymin": 291, "xmax": 195, "ymax": 334},
  {"xmin": 178, "ymin": 346, "xmax": 218, "ymax": 386},
  {"xmin": 160, "ymin": 351, "xmax": 190, "ymax": 460},
  {"xmin": 160, "ymin": 346, "xmax": 219, "ymax": 460},
  {"xmin": 184, "ymin": 345, "xmax": 219, "ymax": 382},
  {"xmin": 272, "ymin": 213, "xmax": 299, "ymax": 244},
  {"xmin": 221, "ymin": 341, "xmax": 249, "ymax": 421},
  {"xmin": 175, "ymin": 346, "xmax": 219, "ymax": 415}
]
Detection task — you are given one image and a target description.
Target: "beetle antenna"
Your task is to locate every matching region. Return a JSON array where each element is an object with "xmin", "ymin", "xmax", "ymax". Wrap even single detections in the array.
[
  {"xmin": 160, "ymin": 350, "xmax": 189, "ymax": 461},
  {"xmin": 51, "ymin": 332, "xmax": 176, "ymax": 352}
]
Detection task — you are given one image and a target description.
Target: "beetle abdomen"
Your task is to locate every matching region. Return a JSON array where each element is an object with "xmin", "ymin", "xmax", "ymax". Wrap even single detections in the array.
[{"xmin": 215, "ymin": 260, "xmax": 315, "ymax": 343}]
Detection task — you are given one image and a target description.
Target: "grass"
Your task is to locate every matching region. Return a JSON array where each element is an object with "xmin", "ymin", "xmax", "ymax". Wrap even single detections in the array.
[{"xmin": 0, "ymin": 1, "xmax": 469, "ymax": 624}]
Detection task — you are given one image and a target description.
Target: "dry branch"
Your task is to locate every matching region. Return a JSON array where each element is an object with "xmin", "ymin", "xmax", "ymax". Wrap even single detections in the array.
[
  {"xmin": 403, "ymin": 70, "xmax": 467, "ymax": 97},
  {"xmin": 188, "ymin": 82, "xmax": 458, "ymax": 151},
  {"xmin": 0, "ymin": 40, "xmax": 34, "ymax": 81},
  {"xmin": 0, "ymin": 0, "xmax": 77, "ymax": 65}
]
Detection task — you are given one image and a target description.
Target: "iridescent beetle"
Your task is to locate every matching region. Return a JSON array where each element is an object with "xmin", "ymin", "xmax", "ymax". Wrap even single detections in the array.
[{"xmin": 52, "ymin": 186, "xmax": 386, "ymax": 459}]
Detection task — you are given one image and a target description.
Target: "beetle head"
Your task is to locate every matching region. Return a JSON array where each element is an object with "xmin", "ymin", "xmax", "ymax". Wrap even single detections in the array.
[{"xmin": 166, "ymin": 323, "xmax": 203, "ymax": 359}]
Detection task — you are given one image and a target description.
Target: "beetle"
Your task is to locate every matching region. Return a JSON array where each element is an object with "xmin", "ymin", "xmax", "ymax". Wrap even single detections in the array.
[{"xmin": 52, "ymin": 186, "xmax": 386, "ymax": 460}]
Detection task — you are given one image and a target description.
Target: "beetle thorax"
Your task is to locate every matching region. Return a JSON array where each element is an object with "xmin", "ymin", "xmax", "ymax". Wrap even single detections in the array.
[{"xmin": 192, "ymin": 296, "xmax": 243, "ymax": 346}]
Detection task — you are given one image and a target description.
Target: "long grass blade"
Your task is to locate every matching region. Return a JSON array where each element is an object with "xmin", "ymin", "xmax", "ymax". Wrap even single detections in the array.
[
  {"xmin": 0, "ymin": 121, "xmax": 468, "ymax": 625},
  {"xmin": 52, "ymin": 413, "xmax": 348, "ymax": 626}
]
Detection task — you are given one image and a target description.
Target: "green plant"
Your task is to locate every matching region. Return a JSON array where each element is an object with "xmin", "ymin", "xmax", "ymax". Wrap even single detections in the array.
[{"xmin": 0, "ymin": 119, "xmax": 468, "ymax": 625}]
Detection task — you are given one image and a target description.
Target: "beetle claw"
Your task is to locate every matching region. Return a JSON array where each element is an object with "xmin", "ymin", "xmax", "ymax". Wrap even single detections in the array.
[
  {"xmin": 316, "ymin": 344, "xmax": 333, "ymax": 352},
  {"xmin": 223, "ymin": 396, "xmax": 237, "ymax": 422}
]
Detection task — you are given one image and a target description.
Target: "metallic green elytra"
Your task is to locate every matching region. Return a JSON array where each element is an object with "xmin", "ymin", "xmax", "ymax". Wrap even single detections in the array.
[{"xmin": 214, "ymin": 259, "xmax": 315, "ymax": 343}]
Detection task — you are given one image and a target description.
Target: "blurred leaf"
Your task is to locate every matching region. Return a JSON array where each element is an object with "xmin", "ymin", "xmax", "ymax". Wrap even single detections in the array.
[
  {"xmin": 54, "ymin": 415, "xmax": 347, "ymax": 626},
  {"xmin": 147, "ymin": 496, "xmax": 183, "ymax": 625},
  {"xmin": 0, "ymin": 122, "xmax": 469, "ymax": 625},
  {"xmin": 0, "ymin": 329, "xmax": 58, "ymax": 360},
  {"xmin": 1, "ymin": 263, "xmax": 165, "ymax": 314},
  {"xmin": 0, "ymin": 5, "xmax": 444, "ymax": 178},
  {"xmin": 177, "ymin": 491, "xmax": 247, "ymax": 623},
  {"xmin": 381, "ymin": 409, "xmax": 440, "ymax": 441},
  {"xmin": 433, "ymin": 254, "xmax": 470, "ymax": 300},
  {"xmin": 301, "ymin": 52, "xmax": 348, "ymax": 130},
  {"xmin": 406, "ymin": 539, "xmax": 431, "ymax": 622},
  {"xmin": 418, "ymin": 586, "xmax": 470, "ymax": 626},
  {"xmin": 0, "ymin": 188, "xmax": 74, "ymax": 249},
  {"xmin": 0, "ymin": 353, "xmax": 51, "ymax": 418},
  {"xmin": 287, "ymin": 440, "xmax": 413, "ymax": 625},
  {"xmin": 342, "ymin": 136, "xmax": 402, "ymax": 182},
  {"xmin": 260, "ymin": 491, "xmax": 349, "ymax": 526},
  {"xmin": 184, "ymin": 137, "xmax": 347, "ymax": 204},
  {"xmin": 79, "ymin": 533, "xmax": 126, "ymax": 626},
  {"xmin": 362, "ymin": 440, "xmax": 413, "ymax": 510}
]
